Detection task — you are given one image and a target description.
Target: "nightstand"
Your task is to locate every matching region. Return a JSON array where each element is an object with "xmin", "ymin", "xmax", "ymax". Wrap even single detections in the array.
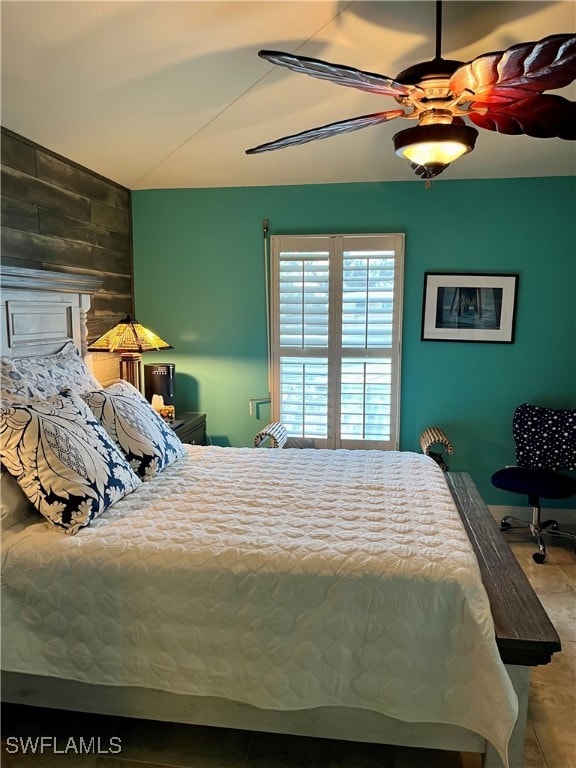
[{"xmin": 170, "ymin": 412, "xmax": 207, "ymax": 445}]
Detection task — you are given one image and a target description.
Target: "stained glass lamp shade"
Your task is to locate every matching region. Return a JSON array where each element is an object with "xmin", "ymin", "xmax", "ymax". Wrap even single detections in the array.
[{"xmin": 88, "ymin": 316, "xmax": 173, "ymax": 390}]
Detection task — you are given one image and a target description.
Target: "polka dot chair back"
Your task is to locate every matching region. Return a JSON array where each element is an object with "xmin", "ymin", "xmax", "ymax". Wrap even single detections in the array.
[{"xmin": 513, "ymin": 403, "xmax": 576, "ymax": 471}]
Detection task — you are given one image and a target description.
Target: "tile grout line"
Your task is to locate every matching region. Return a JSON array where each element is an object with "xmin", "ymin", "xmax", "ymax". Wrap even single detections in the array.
[
  {"xmin": 242, "ymin": 731, "xmax": 255, "ymax": 768},
  {"xmin": 527, "ymin": 717, "xmax": 552, "ymax": 768}
]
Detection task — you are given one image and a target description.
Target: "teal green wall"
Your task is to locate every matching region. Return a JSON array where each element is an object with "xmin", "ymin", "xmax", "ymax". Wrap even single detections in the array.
[{"xmin": 132, "ymin": 177, "xmax": 575, "ymax": 504}]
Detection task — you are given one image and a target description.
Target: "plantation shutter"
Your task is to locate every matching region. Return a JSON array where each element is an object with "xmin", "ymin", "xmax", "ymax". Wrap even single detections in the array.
[{"xmin": 270, "ymin": 234, "xmax": 404, "ymax": 449}]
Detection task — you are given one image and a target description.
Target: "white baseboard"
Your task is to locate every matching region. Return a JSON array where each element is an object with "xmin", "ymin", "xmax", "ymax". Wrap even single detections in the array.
[{"xmin": 488, "ymin": 505, "xmax": 576, "ymax": 528}]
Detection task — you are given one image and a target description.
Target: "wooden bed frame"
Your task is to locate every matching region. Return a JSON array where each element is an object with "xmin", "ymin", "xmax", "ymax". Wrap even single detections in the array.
[{"xmin": 1, "ymin": 265, "xmax": 561, "ymax": 768}]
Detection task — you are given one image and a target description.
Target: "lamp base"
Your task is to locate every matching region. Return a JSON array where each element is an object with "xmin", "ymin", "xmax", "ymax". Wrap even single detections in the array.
[{"xmin": 119, "ymin": 353, "xmax": 142, "ymax": 391}]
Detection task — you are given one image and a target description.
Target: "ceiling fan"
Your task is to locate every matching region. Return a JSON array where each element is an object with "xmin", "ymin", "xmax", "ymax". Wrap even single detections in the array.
[{"xmin": 246, "ymin": 1, "xmax": 576, "ymax": 183}]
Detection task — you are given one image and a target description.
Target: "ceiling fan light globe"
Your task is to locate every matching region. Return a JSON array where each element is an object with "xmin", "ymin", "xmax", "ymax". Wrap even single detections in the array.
[
  {"xmin": 393, "ymin": 123, "xmax": 478, "ymax": 170},
  {"xmin": 403, "ymin": 140, "xmax": 468, "ymax": 165}
]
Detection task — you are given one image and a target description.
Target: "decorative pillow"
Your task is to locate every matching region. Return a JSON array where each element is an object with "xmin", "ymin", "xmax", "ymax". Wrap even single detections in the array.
[
  {"xmin": 10, "ymin": 341, "xmax": 102, "ymax": 398},
  {"xmin": 0, "ymin": 391, "xmax": 141, "ymax": 534},
  {"xmin": 0, "ymin": 467, "xmax": 37, "ymax": 531},
  {"xmin": 1, "ymin": 357, "xmax": 43, "ymax": 404},
  {"xmin": 83, "ymin": 380, "xmax": 186, "ymax": 480}
]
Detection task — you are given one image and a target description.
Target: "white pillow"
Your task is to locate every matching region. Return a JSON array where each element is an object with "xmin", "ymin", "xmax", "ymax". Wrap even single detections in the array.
[
  {"xmin": 9, "ymin": 341, "xmax": 102, "ymax": 398},
  {"xmin": 83, "ymin": 380, "xmax": 186, "ymax": 480},
  {"xmin": 0, "ymin": 468, "xmax": 37, "ymax": 530},
  {"xmin": 0, "ymin": 390, "xmax": 141, "ymax": 534}
]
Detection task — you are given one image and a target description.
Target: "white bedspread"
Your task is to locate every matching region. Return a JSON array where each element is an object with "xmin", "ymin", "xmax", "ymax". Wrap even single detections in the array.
[{"xmin": 2, "ymin": 447, "xmax": 517, "ymax": 760}]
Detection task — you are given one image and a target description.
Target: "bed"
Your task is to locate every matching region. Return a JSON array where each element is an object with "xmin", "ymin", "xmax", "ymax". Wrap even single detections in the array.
[{"xmin": 0, "ymin": 265, "xmax": 561, "ymax": 768}]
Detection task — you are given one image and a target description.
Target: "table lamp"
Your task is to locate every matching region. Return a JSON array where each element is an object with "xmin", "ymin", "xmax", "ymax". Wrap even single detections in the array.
[{"xmin": 87, "ymin": 315, "xmax": 173, "ymax": 391}]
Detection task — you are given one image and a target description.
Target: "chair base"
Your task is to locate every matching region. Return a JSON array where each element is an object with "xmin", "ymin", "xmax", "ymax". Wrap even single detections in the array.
[{"xmin": 501, "ymin": 507, "xmax": 576, "ymax": 563}]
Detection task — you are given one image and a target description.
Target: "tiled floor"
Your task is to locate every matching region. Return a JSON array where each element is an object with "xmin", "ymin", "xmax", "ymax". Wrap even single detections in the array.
[
  {"xmin": 1, "ymin": 529, "xmax": 574, "ymax": 768},
  {"xmin": 507, "ymin": 529, "xmax": 576, "ymax": 768}
]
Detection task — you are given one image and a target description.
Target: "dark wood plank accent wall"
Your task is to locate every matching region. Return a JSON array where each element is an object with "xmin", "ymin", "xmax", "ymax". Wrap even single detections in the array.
[{"xmin": 1, "ymin": 127, "xmax": 133, "ymax": 342}]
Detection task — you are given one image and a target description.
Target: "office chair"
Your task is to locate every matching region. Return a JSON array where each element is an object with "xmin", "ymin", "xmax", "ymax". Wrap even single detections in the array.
[{"xmin": 491, "ymin": 403, "xmax": 576, "ymax": 563}]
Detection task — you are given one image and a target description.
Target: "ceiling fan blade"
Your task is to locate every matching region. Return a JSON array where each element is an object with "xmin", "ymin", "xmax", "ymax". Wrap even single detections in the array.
[
  {"xmin": 258, "ymin": 50, "xmax": 414, "ymax": 98},
  {"xmin": 246, "ymin": 110, "xmax": 405, "ymax": 154},
  {"xmin": 450, "ymin": 34, "xmax": 576, "ymax": 100},
  {"xmin": 469, "ymin": 94, "xmax": 576, "ymax": 139}
]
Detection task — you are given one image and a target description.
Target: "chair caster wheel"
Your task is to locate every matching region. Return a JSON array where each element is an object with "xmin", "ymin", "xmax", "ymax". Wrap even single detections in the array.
[
  {"xmin": 532, "ymin": 552, "xmax": 546, "ymax": 564},
  {"xmin": 500, "ymin": 522, "xmax": 512, "ymax": 531}
]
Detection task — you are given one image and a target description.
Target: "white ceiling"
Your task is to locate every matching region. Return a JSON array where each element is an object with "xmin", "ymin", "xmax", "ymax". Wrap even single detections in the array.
[{"xmin": 2, "ymin": 1, "xmax": 575, "ymax": 189}]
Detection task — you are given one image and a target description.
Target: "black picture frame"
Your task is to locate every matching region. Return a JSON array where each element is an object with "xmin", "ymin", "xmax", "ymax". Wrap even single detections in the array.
[{"xmin": 421, "ymin": 273, "xmax": 519, "ymax": 343}]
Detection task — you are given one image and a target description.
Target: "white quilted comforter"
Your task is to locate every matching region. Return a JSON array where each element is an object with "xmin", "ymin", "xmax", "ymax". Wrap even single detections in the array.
[{"xmin": 2, "ymin": 447, "xmax": 517, "ymax": 759}]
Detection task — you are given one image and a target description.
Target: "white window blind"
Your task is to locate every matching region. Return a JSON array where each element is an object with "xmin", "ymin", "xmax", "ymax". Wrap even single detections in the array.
[{"xmin": 271, "ymin": 234, "xmax": 404, "ymax": 449}]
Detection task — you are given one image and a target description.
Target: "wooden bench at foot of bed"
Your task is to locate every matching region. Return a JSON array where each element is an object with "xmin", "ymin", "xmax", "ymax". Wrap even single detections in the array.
[
  {"xmin": 446, "ymin": 472, "xmax": 560, "ymax": 767},
  {"xmin": 446, "ymin": 472, "xmax": 561, "ymax": 668}
]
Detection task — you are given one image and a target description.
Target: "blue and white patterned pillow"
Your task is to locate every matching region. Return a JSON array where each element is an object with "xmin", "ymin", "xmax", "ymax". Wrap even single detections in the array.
[
  {"xmin": 0, "ymin": 390, "xmax": 141, "ymax": 534},
  {"xmin": 0, "ymin": 357, "xmax": 43, "ymax": 405},
  {"xmin": 83, "ymin": 380, "xmax": 186, "ymax": 480},
  {"xmin": 9, "ymin": 341, "xmax": 102, "ymax": 398}
]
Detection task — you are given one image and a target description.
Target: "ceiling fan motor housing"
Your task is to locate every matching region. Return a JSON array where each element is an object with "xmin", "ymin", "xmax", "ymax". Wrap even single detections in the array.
[
  {"xmin": 395, "ymin": 58, "xmax": 465, "ymax": 106},
  {"xmin": 395, "ymin": 57, "xmax": 463, "ymax": 84}
]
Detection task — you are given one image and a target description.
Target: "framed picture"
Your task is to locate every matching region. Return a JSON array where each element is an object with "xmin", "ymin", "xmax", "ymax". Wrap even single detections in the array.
[{"xmin": 421, "ymin": 273, "xmax": 519, "ymax": 343}]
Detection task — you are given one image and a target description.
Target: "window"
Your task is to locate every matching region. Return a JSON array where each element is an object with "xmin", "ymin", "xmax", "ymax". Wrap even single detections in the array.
[{"xmin": 270, "ymin": 234, "xmax": 404, "ymax": 449}]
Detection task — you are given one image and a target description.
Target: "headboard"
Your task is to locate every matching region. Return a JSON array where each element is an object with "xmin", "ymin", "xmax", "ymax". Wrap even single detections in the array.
[{"xmin": 1, "ymin": 265, "xmax": 102, "ymax": 360}]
